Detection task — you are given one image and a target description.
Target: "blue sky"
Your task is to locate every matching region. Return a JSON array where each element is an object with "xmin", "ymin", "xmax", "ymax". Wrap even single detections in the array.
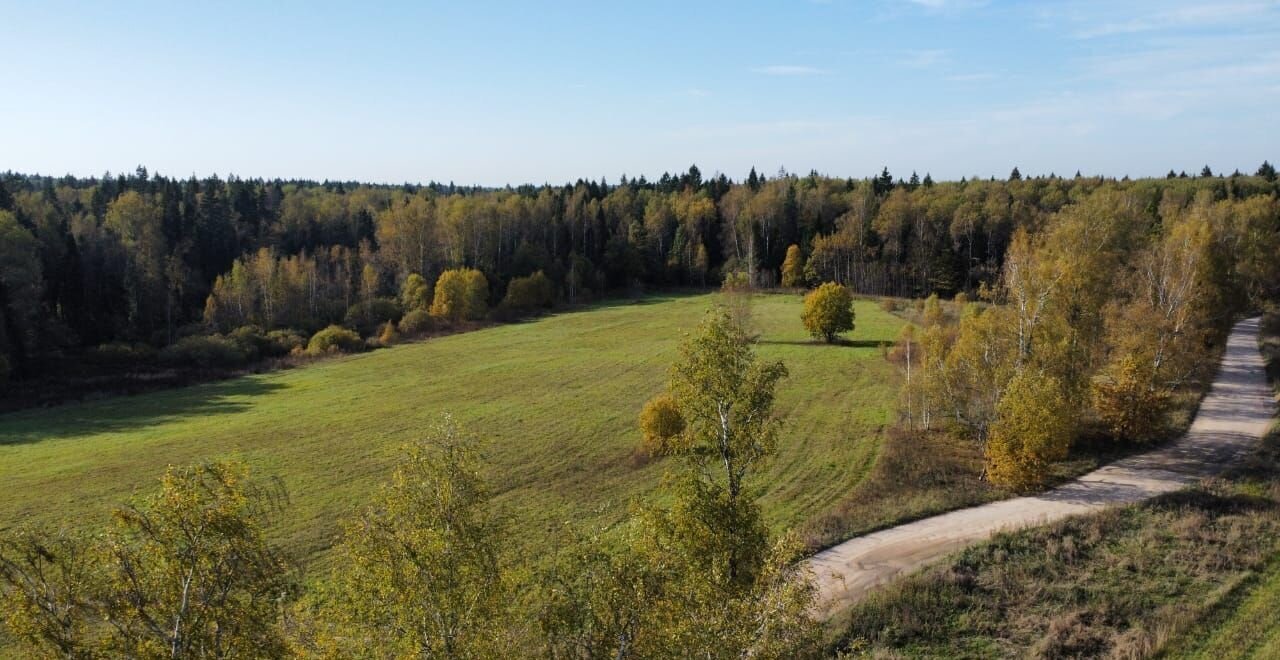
[{"xmin": 2, "ymin": 0, "xmax": 1278, "ymax": 185}]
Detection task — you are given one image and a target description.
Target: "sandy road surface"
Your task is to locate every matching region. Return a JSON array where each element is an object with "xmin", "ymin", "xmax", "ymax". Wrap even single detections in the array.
[{"xmin": 808, "ymin": 317, "xmax": 1277, "ymax": 617}]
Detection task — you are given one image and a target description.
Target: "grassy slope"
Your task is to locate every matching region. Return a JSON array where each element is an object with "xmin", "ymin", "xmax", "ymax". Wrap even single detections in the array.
[
  {"xmin": 1161, "ymin": 307, "xmax": 1280, "ymax": 660},
  {"xmin": 0, "ymin": 292, "xmax": 901, "ymax": 566}
]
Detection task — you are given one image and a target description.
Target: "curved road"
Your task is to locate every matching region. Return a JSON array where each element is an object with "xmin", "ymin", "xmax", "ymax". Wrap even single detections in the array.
[{"xmin": 808, "ymin": 317, "xmax": 1277, "ymax": 617}]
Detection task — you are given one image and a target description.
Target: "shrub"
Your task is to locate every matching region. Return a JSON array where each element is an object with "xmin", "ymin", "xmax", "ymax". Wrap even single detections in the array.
[
  {"xmin": 801, "ymin": 282, "xmax": 855, "ymax": 343},
  {"xmin": 377, "ymin": 321, "xmax": 400, "ymax": 346},
  {"xmin": 638, "ymin": 393, "xmax": 686, "ymax": 456},
  {"xmin": 398, "ymin": 308, "xmax": 434, "ymax": 335},
  {"xmin": 399, "ymin": 273, "xmax": 431, "ymax": 311},
  {"xmin": 781, "ymin": 244, "xmax": 805, "ymax": 288},
  {"xmin": 264, "ymin": 329, "xmax": 307, "ymax": 357},
  {"xmin": 1092, "ymin": 356, "xmax": 1170, "ymax": 443},
  {"xmin": 85, "ymin": 342, "xmax": 157, "ymax": 366},
  {"xmin": 344, "ymin": 298, "xmax": 403, "ymax": 336},
  {"xmin": 502, "ymin": 271, "xmax": 555, "ymax": 310},
  {"xmin": 430, "ymin": 268, "xmax": 488, "ymax": 322},
  {"xmin": 227, "ymin": 325, "xmax": 270, "ymax": 360},
  {"xmin": 158, "ymin": 335, "xmax": 249, "ymax": 369},
  {"xmin": 879, "ymin": 298, "xmax": 900, "ymax": 313},
  {"xmin": 985, "ymin": 369, "xmax": 1073, "ymax": 491},
  {"xmin": 306, "ymin": 325, "xmax": 365, "ymax": 355}
]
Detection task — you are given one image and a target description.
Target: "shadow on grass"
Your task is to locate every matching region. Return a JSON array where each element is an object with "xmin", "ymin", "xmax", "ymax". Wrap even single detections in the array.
[
  {"xmin": 0, "ymin": 378, "xmax": 288, "ymax": 447},
  {"xmin": 757, "ymin": 338, "xmax": 884, "ymax": 349}
]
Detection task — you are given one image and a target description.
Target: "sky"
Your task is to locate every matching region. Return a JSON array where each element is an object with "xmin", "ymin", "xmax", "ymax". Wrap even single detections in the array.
[{"xmin": 2, "ymin": 0, "xmax": 1278, "ymax": 186}]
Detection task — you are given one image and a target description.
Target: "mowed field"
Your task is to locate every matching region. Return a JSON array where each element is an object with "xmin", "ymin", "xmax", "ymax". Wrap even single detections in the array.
[{"xmin": 0, "ymin": 292, "xmax": 902, "ymax": 566}]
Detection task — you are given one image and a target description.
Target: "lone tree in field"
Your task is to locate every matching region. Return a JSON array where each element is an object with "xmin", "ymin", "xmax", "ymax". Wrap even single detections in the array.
[
  {"xmin": 781, "ymin": 244, "xmax": 805, "ymax": 288},
  {"xmin": 801, "ymin": 282, "xmax": 855, "ymax": 343}
]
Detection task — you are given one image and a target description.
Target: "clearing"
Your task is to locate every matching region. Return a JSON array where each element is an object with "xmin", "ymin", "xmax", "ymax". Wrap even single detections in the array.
[{"xmin": 0, "ymin": 292, "xmax": 902, "ymax": 566}]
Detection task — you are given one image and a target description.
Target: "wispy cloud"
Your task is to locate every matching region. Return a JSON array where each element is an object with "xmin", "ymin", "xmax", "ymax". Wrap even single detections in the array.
[
  {"xmin": 1066, "ymin": 1, "xmax": 1279, "ymax": 39},
  {"xmin": 899, "ymin": 49, "xmax": 949, "ymax": 68},
  {"xmin": 900, "ymin": 0, "xmax": 989, "ymax": 11},
  {"xmin": 946, "ymin": 72, "xmax": 997, "ymax": 82},
  {"xmin": 750, "ymin": 65, "xmax": 827, "ymax": 76}
]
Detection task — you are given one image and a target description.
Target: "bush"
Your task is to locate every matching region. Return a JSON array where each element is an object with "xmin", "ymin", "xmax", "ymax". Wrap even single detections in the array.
[
  {"xmin": 84, "ymin": 342, "xmax": 157, "ymax": 366},
  {"xmin": 400, "ymin": 273, "xmax": 431, "ymax": 311},
  {"xmin": 264, "ymin": 329, "xmax": 307, "ymax": 357},
  {"xmin": 430, "ymin": 268, "xmax": 488, "ymax": 322},
  {"xmin": 227, "ymin": 325, "xmax": 270, "ymax": 360},
  {"xmin": 306, "ymin": 325, "xmax": 365, "ymax": 356},
  {"xmin": 801, "ymin": 282, "xmax": 855, "ymax": 343},
  {"xmin": 398, "ymin": 308, "xmax": 434, "ymax": 335},
  {"xmin": 344, "ymin": 298, "xmax": 404, "ymax": 336},
  {"xmin": 158, "ymin": 335, "xmax": 250, "ymax": 369},
  {"xmin": 985, "ymin": 370, "xmax": 1073, "ymax": 491},
  {"xmin": 502, "ymin": 271, "xmax": 555, "ymax": 311},
  {"xmin": 638, "ymin": 393, "xmax": 686, "ymax": 457},
  {"xmin": 377, "ymin": 321, "xmax": 400, "ymax": 346},
  {"xmin": 1092, "ymin": 356, "xmax": 1170, "ymax": 443}
]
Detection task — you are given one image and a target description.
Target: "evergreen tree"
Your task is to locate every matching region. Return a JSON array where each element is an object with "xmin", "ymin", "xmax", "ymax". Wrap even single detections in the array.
[{"xmin": 1257, "ymin": 160, "xmax": 1277, "ymax": 182}]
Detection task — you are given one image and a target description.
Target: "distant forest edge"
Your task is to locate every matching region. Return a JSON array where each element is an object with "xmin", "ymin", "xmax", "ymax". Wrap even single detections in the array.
[{"xmin": 0, "ymin": 162, "xmax": 1277, "ymax": 390}]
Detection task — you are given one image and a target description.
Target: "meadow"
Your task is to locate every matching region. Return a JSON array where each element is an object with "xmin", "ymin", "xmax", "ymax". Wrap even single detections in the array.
[{"xmin": 0, "ymin": 292, "xmax": 902, "ymax": 566}]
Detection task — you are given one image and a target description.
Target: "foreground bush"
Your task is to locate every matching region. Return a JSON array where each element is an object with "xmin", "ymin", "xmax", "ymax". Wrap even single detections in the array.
[
  {"xmin": 158, "ymin": 335, "xmax": 249, "ymax": 369},
  {"xmin": 0, "ymin": 462, "xmax": 296, "ymax": 658},
  {"xmin": 801, "ymin": 282, "xmax": 855, "ymax": 343},
  {"xmin": 306, "ymin": 325, "xmax": 365, "ymax": 355}
]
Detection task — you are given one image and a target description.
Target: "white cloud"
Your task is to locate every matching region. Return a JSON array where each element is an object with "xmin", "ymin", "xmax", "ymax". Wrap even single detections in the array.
[
  {"xmin": 750, "ymin": 65, "xmax": 827, "ymax": 76},
  {"xmin": 899, "ymin": 49, "xmax": 948, "ymax": 68}
]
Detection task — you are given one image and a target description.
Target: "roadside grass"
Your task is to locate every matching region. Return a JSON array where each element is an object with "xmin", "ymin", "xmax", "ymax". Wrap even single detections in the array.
[
  {"xmin": 0, "ymin": 292, "xmax": 901, "ymax": 569},
  {"xmin": 829, "ymin": 307, "xmax": 1280, "ymax": 659}
]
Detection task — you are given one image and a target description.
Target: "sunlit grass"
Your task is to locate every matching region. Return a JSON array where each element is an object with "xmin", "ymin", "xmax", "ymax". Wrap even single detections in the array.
[{"xmin": 0, "ymin": 292, "xmax": 902, "ymax": 567}]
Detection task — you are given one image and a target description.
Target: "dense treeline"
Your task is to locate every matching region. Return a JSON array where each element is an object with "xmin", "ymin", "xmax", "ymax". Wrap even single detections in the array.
[
  {"xmin": 890, "ymin": 175, "xmax": 1280, "ymax": 489},
  {"xmin": 2, "ymin": 163, "xmax": 1276, "ymax": 385}
]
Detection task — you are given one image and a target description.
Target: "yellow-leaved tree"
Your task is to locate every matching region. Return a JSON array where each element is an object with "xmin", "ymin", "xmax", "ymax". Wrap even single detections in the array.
[
  {"xmin": 801, "ymin": 282, "xmax": 855, "ymax": 343},
  {"xmin": 781, "ymin": 244, "xmax": 805, "ymax": 288},
  {"xmin": 299, "ymin": 417, "xmax": 513, "ymax": 658},
  {"xmin": 429, "ymin": 268, "xmax": 488, "ymax": 322},
  {"xmin": 985, "ymin": 369, "xmax": 1074, "ymax": 491}
]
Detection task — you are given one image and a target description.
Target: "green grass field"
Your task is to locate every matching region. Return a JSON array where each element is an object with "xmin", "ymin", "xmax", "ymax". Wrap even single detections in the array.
[{"xmin": 0, "ymin": 292, "xmax": 902, "ymax": 567}]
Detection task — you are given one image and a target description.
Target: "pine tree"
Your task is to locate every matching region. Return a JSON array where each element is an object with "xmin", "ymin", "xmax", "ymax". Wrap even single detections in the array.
[
  {"xmin": 1257, "ymin": 160, "xmax": 1277, "ymax": 182},
  {"xmin": 1009, "ymin": 166, "xmax": 1022, "ymax": 181},
  {"xmin": 1200, "ymin": 165, "xmax": 1213, "ymax": 177}
]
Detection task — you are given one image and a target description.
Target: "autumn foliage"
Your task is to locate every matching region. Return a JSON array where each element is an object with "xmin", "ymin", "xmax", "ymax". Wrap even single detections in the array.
[{"xmin": 801, "ymin": 282, "xmax": 855, "ymax": 343}]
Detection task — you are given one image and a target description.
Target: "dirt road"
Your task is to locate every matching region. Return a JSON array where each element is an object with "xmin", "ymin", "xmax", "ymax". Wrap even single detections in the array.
[{"xmin": 808, "ymin": 317, "xmax": 1277, "ymax": 617}]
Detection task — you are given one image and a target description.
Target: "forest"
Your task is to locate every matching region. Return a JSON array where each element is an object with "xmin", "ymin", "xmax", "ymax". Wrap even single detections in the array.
[{"xmin": 2, "ymin": 163, "xmax": 1277, "ymax": 394}]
